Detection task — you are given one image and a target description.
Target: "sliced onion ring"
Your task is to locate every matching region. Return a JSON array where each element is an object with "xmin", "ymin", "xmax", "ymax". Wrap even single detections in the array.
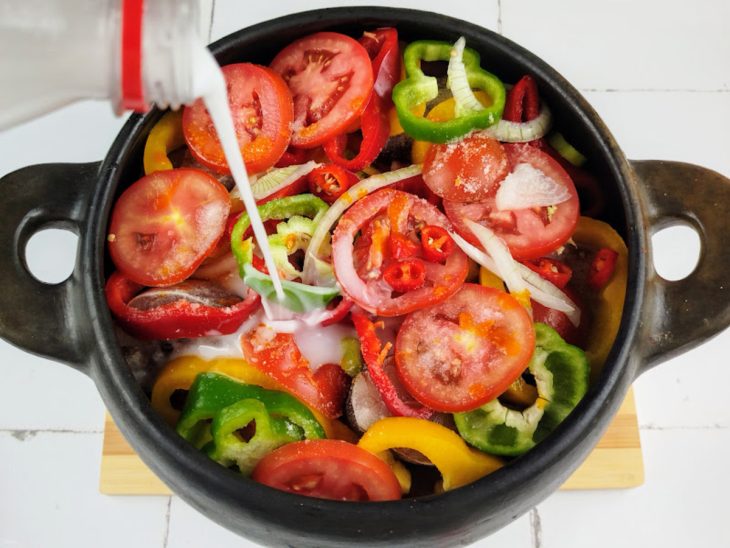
[
  {"xmin": 302, "ymin": 164, "xmax": 423, "ymax": 285},
  {"xmin": 481, "ymin": 102, "xmax": 552, "ymax": 143}
]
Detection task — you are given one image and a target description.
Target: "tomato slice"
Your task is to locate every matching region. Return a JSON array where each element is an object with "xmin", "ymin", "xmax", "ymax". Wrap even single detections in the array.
[
  {"xmin": 252, "ymin": 439, "xmax": 401, "ymax": 501},
  {"xmin": 107, "ymin": 168, "xmax": 231, "ymax": 287},
  {"xmin": 182, "ymin": 63, "xmax": 294, "ymax": 175},
  {"xmin": 395, "ymin": 284, "xmax": 535, "ymax": 412},
  {"xmin": 443, "ymin": 144, "xmax": 580, "ymax": 261},
  {"xmin": 241, "ymin": 326, "xmax": 347, "ymax": 419},
  {"xmin": 332, "ymin": 189, "xmax": 469, "ymax": 316},
  {"xmin": 423, "ymin": 134, "xmax": 510, "ymax": 202},
  {"xmin": 270, "ymin": 32, "xmax": 374, "ymax": 148}
]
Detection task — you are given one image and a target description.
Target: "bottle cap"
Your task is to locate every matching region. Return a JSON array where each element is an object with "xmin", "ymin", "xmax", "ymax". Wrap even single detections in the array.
[{"xmin": 121, "ymin": 0, "xmax": 147, "ymax": 111}]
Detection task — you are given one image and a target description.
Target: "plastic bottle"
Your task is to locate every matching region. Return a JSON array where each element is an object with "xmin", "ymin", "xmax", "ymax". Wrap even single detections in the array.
[{"xmin": 0, "ymin": 0, "xmax": 213, "ymax": 130}]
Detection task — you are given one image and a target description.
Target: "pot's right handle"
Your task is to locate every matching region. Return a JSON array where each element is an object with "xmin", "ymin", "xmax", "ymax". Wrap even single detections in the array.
[
  {"xmin": 632, "ymin": 160, "xmax": 730, "ymax": 375},
  {"xmin": 0, "ymin": 162, "xmax": 101, "ymax": 374}
]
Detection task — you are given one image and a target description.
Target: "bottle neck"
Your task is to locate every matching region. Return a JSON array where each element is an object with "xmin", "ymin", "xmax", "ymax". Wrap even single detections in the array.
[{"xmin": 118, "ymin": 0, "xmax": 213, "ymax": 113}]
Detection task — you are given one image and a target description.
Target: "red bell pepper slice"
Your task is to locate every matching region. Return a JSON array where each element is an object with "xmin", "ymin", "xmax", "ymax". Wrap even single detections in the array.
[
  {"xmin": 351, "ymin": 312, "xmax": 433, "ymax": 419},
  {"xmin": 524, "ymin": 257, "xmax": 573, "ymax": 289},
  {"xmin": 322, "ymin": 28, "xmax": 400, "ymax": 172},
  {"xmin": 420, "ymin": 225, "xmax": 455, "ymax": 263},
  {"xmin": 588, "ymin": 248, "xmax": 618, "ymax": 290},
  {"xmin": 383, "ymin": 259, "xmax": 426, "ymax": 292},
  {"xmin": 274, "ymin": 146, "xmax": 309, "ymax": 168},
  {"xmin": 105, "ymin": 271, "xmax": 260, "ymax": 340}
]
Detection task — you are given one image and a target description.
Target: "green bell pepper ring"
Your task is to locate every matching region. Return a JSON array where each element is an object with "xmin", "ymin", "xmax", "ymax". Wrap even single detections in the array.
[
  {"xmin": 176, "ymin": 372, "xmax": 325, "ymax": 448},
  {"xmin": 392, "ymin": 40, "xmax": 505, "ymax": 143},
  {"xmin": 230, "ymin": 194, "xmax": 340, "ymax": 312},
  {"xmin": 454, "ymin": 323, "xmax": 589, "ymax": 457},
  {"xmin": 206, "ymin": 398, "xmax": 305, "ymax": 475}
]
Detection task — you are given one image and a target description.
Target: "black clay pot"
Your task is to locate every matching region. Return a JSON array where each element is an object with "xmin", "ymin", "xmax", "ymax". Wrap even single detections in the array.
[{"xmin": 0, "ymin": 8, "xmax": 728, "ymax": 548}]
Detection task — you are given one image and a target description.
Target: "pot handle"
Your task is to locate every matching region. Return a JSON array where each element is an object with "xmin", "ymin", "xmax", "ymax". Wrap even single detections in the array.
[
  {"xmin": 0, "ymin": 162, "xmax": 101, "ymax": 374},
  {"xmin": 631, "ymin": 160, "xmax": 730, "ymax": 376}
]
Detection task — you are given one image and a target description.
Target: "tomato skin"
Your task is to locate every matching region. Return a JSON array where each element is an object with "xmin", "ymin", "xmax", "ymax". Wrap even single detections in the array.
[
  {"xmin": 108, "ymin": 168, "xmax": 231, "ymax": 287},
  {"xmin": 252, "ymin": 439, "xmax": 401, "ymax": 501},
  {"xmin": 444, "ymin": 144, "xmax": 580, "ymax": 261},
  {"xmin": 182, "ymin": 63, "xmax": 294, "ymax": 175},
  {"xmin": 271, "ymin": 32, "xmax": 374, "ymax": 148},
  {"xmin": 394, "ymin": 284, "xmax": 535, "ymax": 412},
  {"xmin": 423, "ymin": 134, "xmax": 510, "ymax": 202},
  {"xmin": 332, "ymin": 189, "xmax": 469, "ymax": 316}
]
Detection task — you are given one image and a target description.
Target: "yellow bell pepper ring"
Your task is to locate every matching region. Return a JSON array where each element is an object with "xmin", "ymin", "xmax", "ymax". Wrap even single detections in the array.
[
  {"xmin": 150, "ymin": 355, "xmax": 348, "ymax": 441},
  {"xmin": 572, "ymin": 216, "xmax": 628, "ymax": 377},
  {"xmin": 143, "ymin": 110, "xmax": 185, "ymax": 175},
  {"xmin": 357, "ymin": 417, "xmax": 503, "ymax": 491}
]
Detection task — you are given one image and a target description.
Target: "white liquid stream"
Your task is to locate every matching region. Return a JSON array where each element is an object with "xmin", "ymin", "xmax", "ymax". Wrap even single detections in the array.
[{"xmin": 193, "ymin": 47, "xmax": 285, "ymax": 301}]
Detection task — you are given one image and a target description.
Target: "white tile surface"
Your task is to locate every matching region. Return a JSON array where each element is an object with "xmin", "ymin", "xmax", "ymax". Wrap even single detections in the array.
[
  {"xmin": 538, "ymin": 429, "xmax": 730, "ymax": 548},
  {"xmin": 0, "ymin": 0, "xmax": 728, "ymax": 547},
  {"xmin": 501, "ymin": 0, "xmax": 730, "ymax": 91},
  {"xmin": 0, "ymin": 432, "xmax": 169, "ymax": 548},
  {"xmin": 166, "ymin": 494, "xmax": 534, "ymax": 548}
]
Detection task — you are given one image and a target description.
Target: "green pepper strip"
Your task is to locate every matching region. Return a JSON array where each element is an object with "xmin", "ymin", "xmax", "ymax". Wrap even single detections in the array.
[
  {"xmin": 176, "ymin": 372, "xmax": 325, "ymax": 449},
  {"xmin": 392, "ymin": 40, "xmax": 506, "ymax": 144},
  {"xmin": 207, "ymin": 398, "xmax": 305, "ymax": 475},
  {"xmin": 230, "ymin": 194, "xmax": 340, "ymax": 312},
  {"xmin": 454, "ymin": 324, "xmax": 589, "ymax": 457}
]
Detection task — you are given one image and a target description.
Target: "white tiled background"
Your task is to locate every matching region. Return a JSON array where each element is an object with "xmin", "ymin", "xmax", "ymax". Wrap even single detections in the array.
[{"xmin": 1, "ymin": 1, "xmax": 728, "ymax": 547}]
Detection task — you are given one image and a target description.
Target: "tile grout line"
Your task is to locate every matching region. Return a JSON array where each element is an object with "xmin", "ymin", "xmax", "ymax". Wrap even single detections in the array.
[
  {"xmin": 640, "ymin": 424, "xmax": 730, "ymax": 431},
  {"xmin": 529, "ymin": 508, "xmax": 542, "ymax": 548},
  {"xmin": 162, "ymin": 496, "xmax": 172, "ymax": 548},
  {"xmin": 1, "ymin": 428, "xmax": 103, "ymax": 441},
  {"xmin": 496, "ymin": 0, "xmax": 503, "ymax": 35}
]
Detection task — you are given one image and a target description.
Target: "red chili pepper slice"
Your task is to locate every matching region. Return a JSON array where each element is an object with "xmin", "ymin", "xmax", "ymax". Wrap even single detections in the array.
[
  {"xmin": 420, "ymin": 225, "xmax": 455, "ymax": 263},
  {"xmin": 588, "ymin": 248, "xmax": 618, "ymax": 290},
  {"xmin": 503, "ymin": 75, "xmax": 541, "ymax": 123},
  {"xmin": 524, "ymin": 257, "xmax": 573, "ymax": 289},
  {"xmin": 351, "ymin": 312, "xmax": 433, "ymax": 419},
  {"xmin": 307, "ymin": 165, "xmax": 359, "ymax": 204},
  {"xmin": 322, "ymin": 28, "xmax": 399, "ymax": 172},
  {"xmin": 383, "ymin": 259, "xmax": 426, "ymax": 292},
  {"xmin": 105, "ymin": 271, "xmax": 260, "ymax": 340},
  {"xmin": 389, "ymin": 233, "xmax": 420, "ymax": 260}
]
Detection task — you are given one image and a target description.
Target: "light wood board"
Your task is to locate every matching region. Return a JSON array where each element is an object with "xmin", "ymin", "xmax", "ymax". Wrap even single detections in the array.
[{"xmin": 100, "ymin": 389, "xmax": 643, "ymax": 495}]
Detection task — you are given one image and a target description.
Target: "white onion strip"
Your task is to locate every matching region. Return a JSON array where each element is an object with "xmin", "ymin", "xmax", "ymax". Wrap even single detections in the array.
[
  {"xmin": 481, "ymin": 102, "xmax": 552, "ymax": 143},
  {"xmin": 447, "ymin": 37, "xmax": 484, "ymax": 117},
  {"xmin": 463, "ymin": 219, "xmax": 528, "ymax": 295},
  {"xmin": 451, "ymin": 227, "xmax": 580, "ymax": 326},
  {"xmin": 302, "ymin": 164, "xmax": 423, "ymax": 285}
]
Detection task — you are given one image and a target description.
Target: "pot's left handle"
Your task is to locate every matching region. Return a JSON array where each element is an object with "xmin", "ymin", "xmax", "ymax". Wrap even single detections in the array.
[{"xmin": 0, "ymin": 162, "xmax": 102, "ymax": 374}]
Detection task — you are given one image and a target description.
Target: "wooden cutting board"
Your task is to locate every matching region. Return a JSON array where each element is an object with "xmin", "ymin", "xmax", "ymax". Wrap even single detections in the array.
[{"xmin": 99, "ymin": 388, "xmax": 643, "ymax": 494}]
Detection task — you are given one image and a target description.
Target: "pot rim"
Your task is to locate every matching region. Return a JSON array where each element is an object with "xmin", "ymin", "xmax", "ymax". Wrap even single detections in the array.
[{"xmin": 85, "ymin": 3, "xmax": 647, "ymax": 526}]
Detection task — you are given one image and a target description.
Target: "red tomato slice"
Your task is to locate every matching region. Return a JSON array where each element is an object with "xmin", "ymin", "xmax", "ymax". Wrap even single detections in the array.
[
  {"xmin": 252, "ymin": 439, "xmax": 401, "ymax": 501},
  {"xmin": 182, "ymin": 63, "xmax": 294, "ymax": 175},
  {"xmin": 443, "ymin": 144, "xmax": 580, "ymax": 261},
  {"xmin": 395, "ymin": 284, "xmax": 535, "ymax": 412},
  {"xmin": 108, "ymin": 168, "xmax": 231, "ymax": 287},
  {"xmin": 240, "ymin": 326, "xmax": 347, "ymax": 419},
  {"xmin": 423, "ymin": 134, "xmax": 510, "ymax": 202},
  {"xmin": 332, "ymin": 189, "xmax": 469, "ymax": 316},
  {"xmin": 270, "ymin": 32, "xmax": 374, "ymax": 148}
]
